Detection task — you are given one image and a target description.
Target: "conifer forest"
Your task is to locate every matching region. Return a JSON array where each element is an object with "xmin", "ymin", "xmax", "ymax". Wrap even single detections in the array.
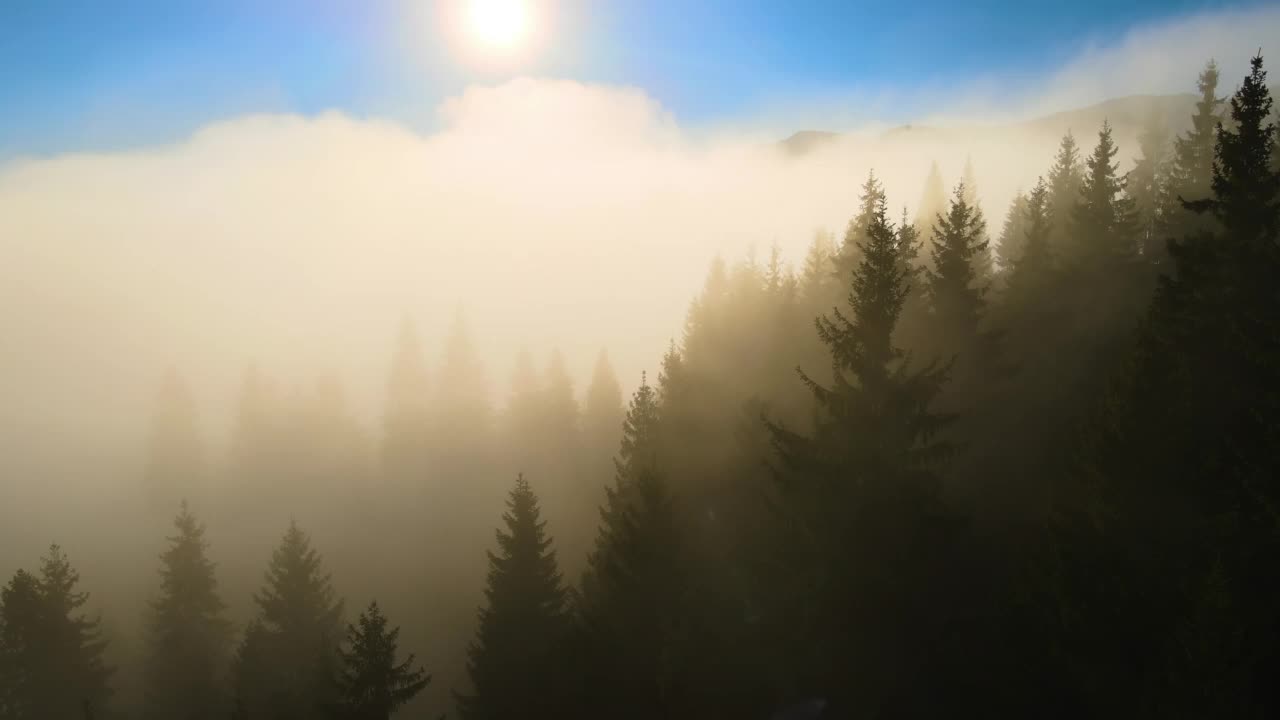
[{"xmin": 4, "ymin": 6, "xmax": 1280, "ymax": 719}]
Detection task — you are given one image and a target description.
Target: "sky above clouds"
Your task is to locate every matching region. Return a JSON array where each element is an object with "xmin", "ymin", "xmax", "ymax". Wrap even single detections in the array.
[{"xmin": 1, "ymin": 0, "xmax": 1272, "ymax": 159}]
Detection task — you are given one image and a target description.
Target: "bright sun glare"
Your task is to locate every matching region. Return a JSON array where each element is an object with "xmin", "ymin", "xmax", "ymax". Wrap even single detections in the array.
[{"xmin": 465, "ymin": 0, "xmax": 531, "ymax": 52}]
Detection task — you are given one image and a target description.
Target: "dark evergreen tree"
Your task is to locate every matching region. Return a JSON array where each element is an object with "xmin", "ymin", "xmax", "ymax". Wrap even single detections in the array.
[
  {"xmin": 765, "ymin": 196, "xmax": 958, "ymax": 716},
  {"xmin": 143, "ymin": 503, "xmax": 231, "ymax": 720},
  {"xmin": 925, "ymin": 181, "xmax": 991, "ymax": 357},
  {"xmin": 834, "ymin": 171, "xmax": 887, "ymax": 279},
  {"xmin": 0, "ymin": 547, "xmax": 112, "ymax": 720},
  {"xmin": 232, "ymin": 522, "xmax": 344, "ymax": 720},
  {"xmin": 1061, "ymin": 54, "xmax": 1280, "ymax": 717},
  {"xmin": 457, "ymin": 475, "xmax": 568, "ymax": 720},
  {"xmin": 335, "ymin": 602, "xmax": 429, "ymax": 720},
  {"xmin": 1067, "ymin": 121, "xmax": 1139, "ymax": 273},
  {"xmin": 574, "ymin": 465, "xmax": 686, "ymax": 720}
]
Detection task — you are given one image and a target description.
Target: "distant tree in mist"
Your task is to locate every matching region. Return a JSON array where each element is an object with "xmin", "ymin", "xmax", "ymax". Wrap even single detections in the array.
[
  {"xmin": 1047, "ymin": 131, "xmax": 1085, "ymax": 250},
  {"xmin": 1003, "ymin": 178, "xmax": 1055, "ymax": 307},
  {"xmin": 541, "ymin": 349, "xmax": 580, "ymax": 451},
  {"xmin": 143, "ymin": 503, "xmax": 231, "ymax": 720},
  {"xmin": 428, "ymin": 310, "xmax": 493, "ymax": 480},
  {"xmin": 582, "ymin": 350, "xmax": 623, "ymax": 454},
  {"xmin": 381, "ymin": 318, "xmax": 432, "ymax": 483},
  {"xmin": 925, "ymin": 180, "xmax": 991, "ymax": 359},
  {"xmin": 232, "ymin": 522, "xmax": 344, "ymax": 720},
  {"xmin": 799, "ymin": 229, "xmax": 837, "ymax": 310},
  {"xmin": 335, "ymin": 602, "xmax": 429, "ymax": 720},
  {"xmin": 0, "ymin": 546, "xmax": 112, "ymax": 720},
  {"xmin": 457, "ymin": 475, "xmax": 568, "ymax": 720},
  {"xmin": 1166, "ymin": 59, "xmax": 1224, "ymax": 235},
  {"xmin": 143, "ymin": 369, "xmax": 204, "ymax": 509},
  {"xmin": 1128, "ymin": 111, "xmax": 1174, "ymax": 262},
  {"xmin": 995, "ymin": 189, "xmax": 1029, "ymax": 272},
  {"xmin": 914, "ymin": 160, "xmax": 948, "ymax": 265}
]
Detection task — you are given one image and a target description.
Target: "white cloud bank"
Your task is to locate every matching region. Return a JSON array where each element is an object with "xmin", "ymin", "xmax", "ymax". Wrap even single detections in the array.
[{"xmin": 1, "ymin": 4, "xmax": 1278, "ymax": 480}]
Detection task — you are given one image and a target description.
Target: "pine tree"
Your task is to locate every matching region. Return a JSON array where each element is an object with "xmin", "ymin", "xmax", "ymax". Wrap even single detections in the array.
[
  {"xmin": 1047, "ymin": 131, "xmax": 1085, "ymax": 250},
  {"xmin": 228, "ymin": 364, "xmax": 279, "ymax": 493},
  {"xmin": 1128, "ymin": 111, "xmax": 1173, "ymax": 262},
  {"xmin": 799, "ymin": 229, "xmax": 837, "ymax": 310},
  {"xmin": 925, "ymin": 181, "xmax": 991, "ymax": 355},
  {"xmin": 995, "ymin": 190, "xmax": 1029, "ymax": 272},
  {"xmin": 503, "ymin": 348, "xmax": 542, "ymax": 452},
  {"xmin": 1004, "ymin": 179, "xmax": 1054, "ymax": 304},
  {"xmin": 582, "ymin": 350, "xmax": 623, "ymax": 453},
  {"xmin": 0, "ymin": 547, "xmax": 113, "ymax": 720},
  {"xmin": 0, "ymin": 569, "xmax": 41, "ymax": 719},
  {"xmin": 232, "ymin": 522, "xmax": 344, "ymax": 720},
  {"xmin": 1167, "ymin": 60, "xmax": 1223, "ymax": 234},
  {"xmin": 381, "ymin": 318, "xmax": 431, "ymax": 482},
  {"xmin": 458, "ymin": 475, "xmax": 568, "ymax": 720},
  {"xmin": 542, "ymin": 349, "xmax": 579, "ymax": 448},
  {"xmin": 1068, "ymin": 121, "xmax": 1139, "ymax": 273},
  {"xmin": 1062, "ymin": 55, "xmax": 1280, "ymax": 716},
  {"xmin": 336, "ymin": 602, "xmax": 429, "ymax": 720},
  {"xmin": 914, "ymin": 161, "xmax": 948, "ymax": 266},
  {"xmin": 429, "ymin": 309, "xmax": 492, "ymax": 479},
  {"xmin": 575, "ymin": 466, "xmax": 686, "ymax": 720},
  {"xmin": 765, "ymin": 198, "xmax": 954, "ymax": 715},
  {"xmin": 143, "ymin": 369, "xmax": 204, "ymax": 509},
  {"xmin": 834, "ymin": 171, "xmax": 888, "ymax": 279},
  {"xmin": 143, "ymin": 503, "xmax": 231, "ymax": 720}
]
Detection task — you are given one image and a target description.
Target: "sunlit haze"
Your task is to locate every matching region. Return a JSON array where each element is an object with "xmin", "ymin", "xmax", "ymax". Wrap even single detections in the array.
[{"xmin": 3, "ymin": 2, "xmax": 1280, "ymax": 718}]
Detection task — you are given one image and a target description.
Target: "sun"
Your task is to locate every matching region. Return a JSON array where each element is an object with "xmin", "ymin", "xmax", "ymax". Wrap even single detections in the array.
[{"xmin": 465, "ymin": 0, "xmax": 531, "ymax": 52}]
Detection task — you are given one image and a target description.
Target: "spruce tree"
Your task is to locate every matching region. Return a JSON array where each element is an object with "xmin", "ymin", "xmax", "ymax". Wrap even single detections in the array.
[
  {"xmin": 1063, "ymin": 55, "xmax": 1280, "ymax": 716},
  {"xmin": 1047, "ymin": 131, "xmax": 1084, "ymax": 249},
  {"xmin": 336, "ymin": 602, "xmax": 429, "ymax": 720},
  {"xmin": 582, "ymin": 350, "xmax": 623, "ymax": 454},
  {"xmin": 232, "ymin": 522, "xmax": 344, "ymax": 720},
  {"xmin": 575, "ymin": 466, "xmax": 686, "ymax": 720},
  {"xmin": 1067, "ymin": 121, "xmax": 1139, "ymax": 274},
  {"xmin": 1128, "ymin": 111, "xmax": 1172, "ymax": 262},
  {"xmin": 429, "ymin": 309, "xmax": 492, "ymax": 479},
  {"xmin": 0, "ymin": 547, "xmax": 112, "ymax": 720},
  {"xmin": 766, "ymin": 198, "xmax": 955, "ymax": 715},
  {"xmin": 995, "ymin": 190, "xmax": 1030, "ymax": 272},
  {"xmin": 914, "ymin": 161, "xmax": 948, "ymax": 265},
  {"xmin": 799, "ymin": 229, "xmax": 837, "ymax": 310},
  {"xmin": 541, "ymin": 349, "xmax": 579, "ymax": 448},
  {"xmin": 457, "ymin": 475, "xmax": 568, "ymax": 720},
  {"xmin": 1167, "ymin": 60, "xmax": 1223, "ymax": 234},
  {"xmin": 925, "ymin": 181, "xmax": 991, "ymax": 356},
  {"xmin": 834, "ymin": 171, "xmax": 888, "ymax": 279},
  {"xmin": 143, "ymin": 503, "xmax": 231, "ymax": 720},
  {"xmin": 1004, "ymin": 179, "xmax": 1054, "ymax": 305}
]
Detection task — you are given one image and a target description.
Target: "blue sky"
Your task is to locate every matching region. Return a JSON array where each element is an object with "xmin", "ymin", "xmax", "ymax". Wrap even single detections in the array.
[{"xmin": 0, "ymin": 0, "xmax": 1263, "ymax": 159}]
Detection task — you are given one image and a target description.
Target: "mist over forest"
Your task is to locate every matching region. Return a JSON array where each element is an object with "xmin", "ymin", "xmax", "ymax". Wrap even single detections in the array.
[{"xmin": 4, "ymin": 3, "xmax": 1280, "ymax": 719}]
